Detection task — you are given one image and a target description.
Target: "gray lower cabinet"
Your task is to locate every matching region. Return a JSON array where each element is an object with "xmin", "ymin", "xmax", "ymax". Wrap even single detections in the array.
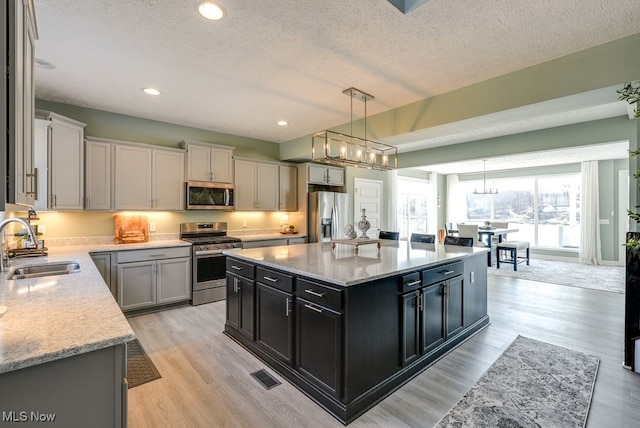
[
  {"xmin": 116, "ymin": 246, "xmax": 191, "ymax": 312},
  {"xmin": 0, "ymin": 343, "xmax": 127, "ymax": 428},
  {"xmin": 91, "ymin": 252, "xmax": 116, "ymax": 299}
]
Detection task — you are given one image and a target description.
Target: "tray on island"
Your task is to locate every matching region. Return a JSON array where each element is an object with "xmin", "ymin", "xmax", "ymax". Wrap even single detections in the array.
[{"xmin": 331, "ymin": 238, "xmax": 381, "ymax": 254}]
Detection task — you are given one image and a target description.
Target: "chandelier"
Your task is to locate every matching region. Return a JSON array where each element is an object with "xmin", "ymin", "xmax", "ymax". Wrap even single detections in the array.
[
  {"xmin": 473, "ymin": 160, "xmax": 498, "ymax": 195},
  {"xmin": 312, "ymin": 87, "xmax": 398, "ymax": 171}
]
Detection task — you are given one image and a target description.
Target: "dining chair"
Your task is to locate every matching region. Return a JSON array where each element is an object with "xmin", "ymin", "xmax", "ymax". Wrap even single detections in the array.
[
  {"xmin": 457, "ymin": 224, "xmax": 485, "ymax": 247},
  {"xmin": 379, "ymin": 231, "xmax": 400, "ymax": 240},
  {"xmin": 443, "ymin": 236, "xmax": 474, "ymax": 247},
  {"xmin": 410, "ymin": 233, "xmax": 435, "ymax": 243},
  {"xmin": 490, "ymin": 221, "xmax": 509, "ymax": 245}
]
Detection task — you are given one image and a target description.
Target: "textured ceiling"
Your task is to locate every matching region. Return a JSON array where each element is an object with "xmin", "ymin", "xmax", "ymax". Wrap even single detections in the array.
[{"xmin": 33, "ymin": 0, "xmax": 640, "ymax": 157}]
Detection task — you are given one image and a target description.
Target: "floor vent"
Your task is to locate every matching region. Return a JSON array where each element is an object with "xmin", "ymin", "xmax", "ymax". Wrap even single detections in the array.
[{"xmin": 250, "ymin": 369, "xmax": 281, "ymax": 390}]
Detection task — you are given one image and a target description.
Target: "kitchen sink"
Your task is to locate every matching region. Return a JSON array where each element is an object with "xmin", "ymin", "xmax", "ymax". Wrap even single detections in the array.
[{"xmin": 7, "ymin": 261, "xmax": 81, "ymax": 280}]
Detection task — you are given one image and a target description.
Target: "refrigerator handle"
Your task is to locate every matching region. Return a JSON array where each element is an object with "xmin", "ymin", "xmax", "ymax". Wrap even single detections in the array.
[{"xmin": 332, "ymin": 205, "xmax": 337, "ymax": 240}]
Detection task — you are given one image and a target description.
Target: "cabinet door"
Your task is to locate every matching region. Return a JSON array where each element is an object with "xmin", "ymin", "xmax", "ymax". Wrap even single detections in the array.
[
  {"xmin": 227, "ymin": 273, "xmax": 255, "ymax": 339},
  {"xmin": 234, "ymin": 159, "xmax": 257, "ymax": 210},
  {"xmin": 91, "ymin": 253, "xmax": 114, "ymax": 297},
  {"xmin": 114, "ymin": 144, "xmax": 152, "ymax": 210},
  {"xmin": 49, "ymin": 116, "xmax": 85, "ymax": 210},
  {"xmin": 445, "ymin": 277, "xmax": 464, "ymax": 338},
  {"xmin": 152, "ymin": 149, "xmax": 185, "ymax": 210},
  {"xmin": 226, "ymin": 275, "xmax": 241, "ymax": 331},
  {"xmin": 308, "ymin": 165, "xmax": 328, "ymax": 184},
  {"xmin": 239, "ymin": 276, "xmax": 255, "ymax": 340},
  {"xmin": 421, "ymin": 283, "xmax": 445, "ymax": 354},
  {"xmin": 463, "ymin": 253, "xmax": 488, "ymax": 327},
  {"xmin": 327, "ymin": 168, "xmax": 344, "ymax": 186},
  {"xmin": 256, "ymin": 283, "xmax": 293, "ymax": 364},
  {"xmin": 33, "ymin": 119, "xmax": 49, "ymax": 211},
  {"xmin": 296, "ymin": 299, "xmax": 342, "ymax": 398},
  {"xmin": 257, "ymin": 162, "xmax": 278, "ymax": 210},
  {"xmin": 185, "ymin": 143, "xmax": 212, "ymax": 181},
  {"xmin": 279, "ymin": 165, "xmax": 297, "ymax": 211},
  {"xmin": 401, "ymin": 291, "xmax": 420, "ymax": 366},
  {"xmin": 85, "ymin": 140, "xmax": 112, "ymax": 210},
  {"xmin": 156, "ymin": 257, "xmax": 191, "ymax": 304},
  {"xmin": 211, "ymin": 147, "xmax": 233, "ymax": 183},
  {"xmin": 118, "ymin": 261, "xmax": 155, "ymax": 311},
  {"xmin": 7, "ymin": 0, "xmax": 33, "ymax": 207}
]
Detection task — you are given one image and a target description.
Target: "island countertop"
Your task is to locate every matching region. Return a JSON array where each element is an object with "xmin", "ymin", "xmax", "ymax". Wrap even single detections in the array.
[
  {"xmin": 0, "ymin": 239, "xmax": 190, "ymax": 374},
  {"xmin": 224, "ymin": 241, "xmax": 489, "ymax": 286}
]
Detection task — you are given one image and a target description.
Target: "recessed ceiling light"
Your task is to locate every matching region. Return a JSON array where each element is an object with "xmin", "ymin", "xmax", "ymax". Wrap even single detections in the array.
[
  {"xmin": 143, "ymin": 88, "xmax": 161, "ymax": 96},
  {"xmin": 35, "ymin": 58, "xmax": 55, "ymax": 69},
  {"xmin": 277, "ymin": 120, "xmax": 289, "ymax": 126},
  {"xmin": 198, "ymin": 1, "xmax": 226, "ymax": 20}
]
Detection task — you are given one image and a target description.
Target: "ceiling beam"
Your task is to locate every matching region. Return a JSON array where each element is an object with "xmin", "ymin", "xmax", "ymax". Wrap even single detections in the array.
[{"xmin": 387, "ymin": 0, "xmax": 430, "ymax": 14}]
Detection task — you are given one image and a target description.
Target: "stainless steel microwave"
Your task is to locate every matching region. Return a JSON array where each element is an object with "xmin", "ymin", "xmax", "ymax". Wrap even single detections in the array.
[{"xmin": 186, "ymin": 181, "xmax": 234, "ymax": 210}]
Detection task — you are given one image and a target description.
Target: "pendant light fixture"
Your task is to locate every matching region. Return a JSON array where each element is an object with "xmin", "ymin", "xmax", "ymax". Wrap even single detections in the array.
[
  {"xmin": 473, "ymin": 160, "xmax": 498, "ymax": 195},
  {"xmin": 311, "ymin": 87, "xmax": 398, "ymax": 171}
]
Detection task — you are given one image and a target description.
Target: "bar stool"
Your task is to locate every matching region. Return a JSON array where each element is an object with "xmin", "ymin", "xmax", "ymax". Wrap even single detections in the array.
[{"xmin": 496, "ymin": 241, "xmax": 530, "ymax": 271}]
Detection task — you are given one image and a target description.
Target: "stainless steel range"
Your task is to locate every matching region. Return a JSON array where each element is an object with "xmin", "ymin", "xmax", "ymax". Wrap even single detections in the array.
[{"xmin": 180, "ymin": 222, "xmax": 242, "ymax": 305}]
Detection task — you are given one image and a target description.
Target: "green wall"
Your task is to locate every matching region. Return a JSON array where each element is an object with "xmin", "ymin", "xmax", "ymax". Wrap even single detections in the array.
[{"xmin": 35, "ymin": 100, "xmax": 280, "ymax": 160}]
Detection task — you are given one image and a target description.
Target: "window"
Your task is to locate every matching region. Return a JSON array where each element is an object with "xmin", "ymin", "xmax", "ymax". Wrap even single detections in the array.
[
  {"xmin": 455, "ymin": 174, "xmax": 580, "ymax": 249},
  {"xmin": 396, "ymin": 177, "xmax": 429, "ymax": 240}
]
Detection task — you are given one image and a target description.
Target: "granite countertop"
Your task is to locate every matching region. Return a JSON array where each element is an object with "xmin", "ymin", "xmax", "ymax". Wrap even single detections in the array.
[
  {"xmin": 0, "ymin": 239, "xmax": 190, "ymax": 374},
  {"xmin": 224, "ymin": 241, "xmax": 488, "ymax": 286}
]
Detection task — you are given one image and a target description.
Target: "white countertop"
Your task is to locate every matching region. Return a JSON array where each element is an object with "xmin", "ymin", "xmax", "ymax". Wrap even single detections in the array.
[
  {"xmin": 0, "ymin": 239, "xmax": 190, "ymax": 374},
  {"xmin": 224, "ymin": 241, "xmax": 488, "ymax": 286}
]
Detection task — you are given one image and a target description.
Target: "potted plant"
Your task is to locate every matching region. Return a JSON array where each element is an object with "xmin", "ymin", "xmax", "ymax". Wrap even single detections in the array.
[{"xmin": 619, "ymin": 80, "xmax": 640, "ymax": 371}]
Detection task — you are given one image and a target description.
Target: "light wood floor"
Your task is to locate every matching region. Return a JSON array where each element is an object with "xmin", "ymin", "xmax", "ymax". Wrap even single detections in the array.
[{"xmin": 127, "ymin": 277, "xmax": 640, "ymax": 427}]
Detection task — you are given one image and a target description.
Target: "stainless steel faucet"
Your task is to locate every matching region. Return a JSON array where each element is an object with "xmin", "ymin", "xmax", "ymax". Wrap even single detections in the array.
[{"xmin": 0, "ymin": 218, "xmax": 38, "ymax": 272}]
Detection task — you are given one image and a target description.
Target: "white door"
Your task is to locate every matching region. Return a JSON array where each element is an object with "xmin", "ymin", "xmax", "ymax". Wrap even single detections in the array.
[{"xmin": 354, "ymin": 178, "xmax": 382, "ymax": 237}]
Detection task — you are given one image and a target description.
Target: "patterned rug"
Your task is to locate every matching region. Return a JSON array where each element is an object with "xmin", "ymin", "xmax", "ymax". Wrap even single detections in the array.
[
  {"xmin": 127, "ymin": 338, "xmax": 161, "ymax": 388},
  {"xmin": 488, "ymin": 258, "xmax": 625, "ymax": 293},
  {"xmin": 435, "ymin": 335, "xmax": 599, "ymax": 428}
]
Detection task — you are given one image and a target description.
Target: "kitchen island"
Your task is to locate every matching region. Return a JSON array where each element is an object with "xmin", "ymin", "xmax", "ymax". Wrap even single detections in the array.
[{"xmin": 223, "ymin": 241, "xmax": 489, "ymax": 425}]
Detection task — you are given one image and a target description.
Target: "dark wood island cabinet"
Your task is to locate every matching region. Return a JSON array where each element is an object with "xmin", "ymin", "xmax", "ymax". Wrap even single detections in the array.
[{"xmin": 224, "ymin": 241, "xmax": 489, "ymax": 424}]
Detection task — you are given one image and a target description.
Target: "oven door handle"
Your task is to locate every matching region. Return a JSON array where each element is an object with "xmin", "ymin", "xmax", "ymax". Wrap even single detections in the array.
[{"xmin": 194, "ymin": 250, "xmax": 224, "ymax": 256}]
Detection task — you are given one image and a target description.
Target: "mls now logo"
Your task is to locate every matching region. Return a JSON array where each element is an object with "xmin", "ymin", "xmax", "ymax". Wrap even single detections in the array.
[{"xmin": 2, "ymin": 411, "xmax": 56, "ymax": 422}]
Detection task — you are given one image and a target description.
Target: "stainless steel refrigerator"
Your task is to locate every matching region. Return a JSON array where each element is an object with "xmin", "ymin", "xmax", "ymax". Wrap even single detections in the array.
[{"xmin": 308, "ymin": 191, "xmax": 350, "ymax": 243}]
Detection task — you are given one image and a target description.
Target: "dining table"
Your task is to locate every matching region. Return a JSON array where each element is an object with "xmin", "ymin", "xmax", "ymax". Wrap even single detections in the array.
[{"xmin": 448, "ymin": 227, "xmax": 519, "ymax": 266}]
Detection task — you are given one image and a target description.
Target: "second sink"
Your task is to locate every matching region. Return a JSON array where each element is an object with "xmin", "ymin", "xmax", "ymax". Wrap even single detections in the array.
[{"xmin": 7, "ymin": 261, "xmax": 81, "ymax": 280}]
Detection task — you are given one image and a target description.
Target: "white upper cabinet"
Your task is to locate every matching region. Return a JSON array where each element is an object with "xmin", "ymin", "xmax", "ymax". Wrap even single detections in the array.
[
  {"xmin": 180, "ymin": 140, "xmax": 234, "ymax": 183},
  {"xmin": 35, "ymin": 111, "xmax": 86, "ymax": 211},
  {"xmin": 234, "ymin": 159, "xmax": 278, "ymax": 211},
  {"xmin": 113, "ymin": 141, "xmax": 185, "ymax": 211},
  {"xmin": 85, "ymin": 138, "xmax": 113, "ymax": 210},
  {"xmin": 152, "ymin": 149, "xmax": 185, "ymax": 210},
  {"xmin": 308, "ymin": 164, "xmax": 344, "ymax": 186},
  {"xmin": 278, "ymin": 165, "xmax": 297, "ymax": 211},
  {"xmin": 114, "ymin": 144, "xmax": 152, "ymax": 210}
]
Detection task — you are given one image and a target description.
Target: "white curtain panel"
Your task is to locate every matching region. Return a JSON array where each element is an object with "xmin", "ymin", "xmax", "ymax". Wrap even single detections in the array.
[
  {"xmin": 580, "ymin": 161, "xmax": 602, "ymax": 265},
  {"xmin": 446, "ymin": 174, "xmax": 465, "ymax": 226}
]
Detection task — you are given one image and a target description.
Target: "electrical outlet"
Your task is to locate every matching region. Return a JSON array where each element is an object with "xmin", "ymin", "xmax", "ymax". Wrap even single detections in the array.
[
  {"xmin": 149, "ymin": 222, "xmax": 156, "ymax": 232},
  {"xmin": 242, "ymin": 219, "xmax": 248, "ymax": 228},
  {"xmin": 38, "ymin": 225, "xmax": 46, "ymax": 235}
]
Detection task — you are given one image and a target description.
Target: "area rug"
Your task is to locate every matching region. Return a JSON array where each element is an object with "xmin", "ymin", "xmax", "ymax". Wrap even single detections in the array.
[
  {"xmin": 488, "ymin": 258, "xmax": 624, "ymax": 293},
  {"xmin": 435, "ymin": 335, "xmax": 599, "ymax": 428},
  {"xmin": 126, "ymin": 338, "xmax": 161, "ymax": 388}
]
